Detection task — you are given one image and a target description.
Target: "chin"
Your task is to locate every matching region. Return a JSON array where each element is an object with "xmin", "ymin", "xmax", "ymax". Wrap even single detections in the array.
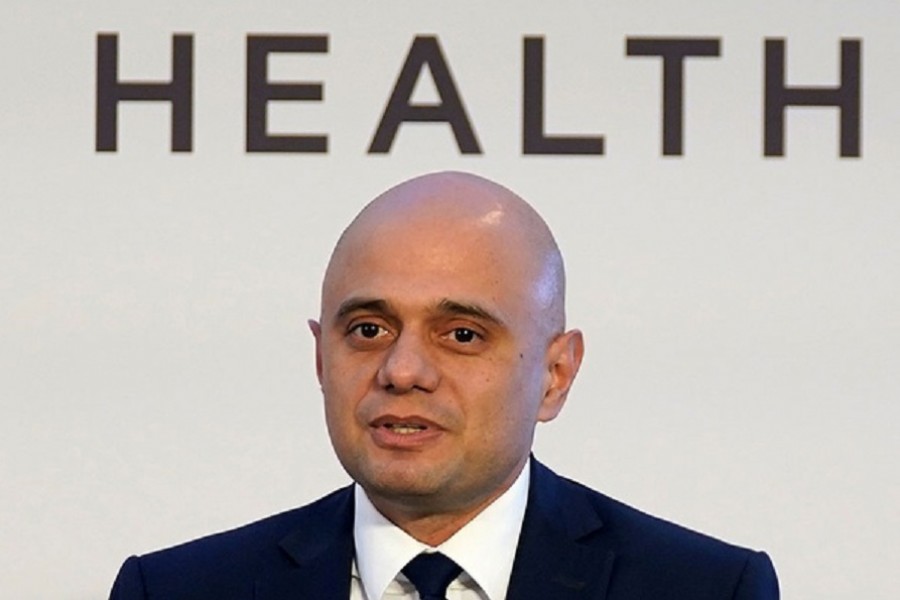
[{"xmin": 360, "ymin": 462, "xmax": 448, "ymax": 498}]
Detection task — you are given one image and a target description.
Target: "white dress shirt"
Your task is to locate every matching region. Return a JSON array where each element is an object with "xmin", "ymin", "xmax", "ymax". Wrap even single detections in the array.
[{"xmin": 350, "ymin": 459, "xmax": 531, "ymax": 600}]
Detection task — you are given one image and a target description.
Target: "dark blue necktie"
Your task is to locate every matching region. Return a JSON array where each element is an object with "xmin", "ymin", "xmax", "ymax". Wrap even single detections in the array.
[{"xmin": 402, "ymin": 552, "xmax": 463, "ymax": 600}]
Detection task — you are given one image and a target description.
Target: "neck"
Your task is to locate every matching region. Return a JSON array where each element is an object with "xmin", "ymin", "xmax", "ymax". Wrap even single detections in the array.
[
  {"xmin": 363, "ymin": 462, "xmax": 528, "ymax": 547},
  {"xmin": 368, "ymin": 494, "xmax": 500, "ymax": 546}
]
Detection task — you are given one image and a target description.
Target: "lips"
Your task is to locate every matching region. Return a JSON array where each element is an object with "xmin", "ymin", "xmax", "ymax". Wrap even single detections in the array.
[
  {"xmin": 369, "ymin": 415, "xmax": 444, "ymax": 448},
  {"xmin": 371, "ymin": 414, "xmax": 440, "ymax": 431}
]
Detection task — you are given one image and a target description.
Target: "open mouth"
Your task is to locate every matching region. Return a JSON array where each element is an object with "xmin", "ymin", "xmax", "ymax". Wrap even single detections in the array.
[
  {"xmin": 381, "ymin": 423, "xmax": 428, "ymax": 435},
  {"xmin": 369, "ymin": 416, "xmax": 441, "ymax": 448}
]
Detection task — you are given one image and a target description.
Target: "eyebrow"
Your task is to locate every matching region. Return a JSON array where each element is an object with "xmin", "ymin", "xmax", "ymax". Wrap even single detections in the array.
[
  {"xmin": 332, "ymin": 297, "xmax": 505, "ymax": 328},
  {"xmin": 334, "ymin": 297, "xmax": 394, "ymax": 321},
  {"xmin": 435, "ymin": 299, "xmax": 505, "ymax": 328}
]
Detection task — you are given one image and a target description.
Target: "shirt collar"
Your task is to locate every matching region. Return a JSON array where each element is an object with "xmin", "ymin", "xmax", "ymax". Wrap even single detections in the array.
[{"xmin": 353, "ymin": 458, "xmax": 531, "ymax": 600}]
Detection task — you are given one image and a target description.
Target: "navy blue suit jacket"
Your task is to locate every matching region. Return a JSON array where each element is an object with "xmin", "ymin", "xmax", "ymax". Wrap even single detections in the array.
[{"xmin": 109, "ymin": 460, "xmax": 778, "ymax": 599}]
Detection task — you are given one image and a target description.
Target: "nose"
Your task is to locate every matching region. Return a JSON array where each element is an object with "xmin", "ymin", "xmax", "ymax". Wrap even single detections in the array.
[{"xmin": 376, "ymin": 330, "xmax": 440, "ymax": 393}]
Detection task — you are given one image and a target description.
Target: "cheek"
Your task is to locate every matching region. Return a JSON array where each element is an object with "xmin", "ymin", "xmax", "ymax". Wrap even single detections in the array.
[
  {"xmin": 321, "ymin": 352, "xmax": 377, "ymax": 422},
  {"xmin": 468, "ymin": 358, "xmax": 544, "ymax": 422},
  {"xmin": 506, "ymin": 359, "xmax": 550, "ymax": 425},
  {"xmin": 323, "ymin": 341, "xmax": 376, "ymax": 384}
]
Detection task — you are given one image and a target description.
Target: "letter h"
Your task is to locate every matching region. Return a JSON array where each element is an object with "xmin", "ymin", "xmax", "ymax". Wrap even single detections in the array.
[
  {"xmin": 764, "ymin": 39, "xmax": 861, "ymax": 157},
  {"xmin": 96, "ymin": 33, "xmax": 193, "ymax": 152}
]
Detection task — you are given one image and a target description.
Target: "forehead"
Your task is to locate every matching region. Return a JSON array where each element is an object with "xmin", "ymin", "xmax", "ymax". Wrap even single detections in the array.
[{"xmin": 322, "ymin": 212, "xmax": 537, "ymax": 319}]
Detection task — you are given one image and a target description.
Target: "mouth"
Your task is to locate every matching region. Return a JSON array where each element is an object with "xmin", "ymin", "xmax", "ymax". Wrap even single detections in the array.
[
  {"xmin": 371, "ymin": 414, "xmax": 437, "ymax": 431},
  {"xmin": 380, "ymin": 422, "xmax": 428, "ymax": 435},
  {"xmin": 369, "ymin": 415, "xmax": 442, "ymax": 447}
]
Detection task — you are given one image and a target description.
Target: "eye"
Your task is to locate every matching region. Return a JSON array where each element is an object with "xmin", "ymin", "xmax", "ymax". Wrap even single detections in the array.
[
  {"xmin": 439, "ymin": 326, "xmax": 486, "ymax": 353},
  {"xmin": 349, "ymin": 322, "xmax": 388, "ymax": 339},
  {"xmin": 450, "ymin": 328, "xmax": 479, "ymax": 344}
]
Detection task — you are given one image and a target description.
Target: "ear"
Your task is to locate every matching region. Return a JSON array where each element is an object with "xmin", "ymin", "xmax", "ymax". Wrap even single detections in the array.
[
  {"xmin": 308, "ymin": 319, "xmax": 324, "ymax": 384},
  {"xmin": 537, "ymin": 329, "xmax": 584, "ymax": 422}
]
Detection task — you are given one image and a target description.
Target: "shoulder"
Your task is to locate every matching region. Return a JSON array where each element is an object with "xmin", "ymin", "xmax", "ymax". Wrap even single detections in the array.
[
  {"xmin": 145, "ymin": 485, "xmax": 350, "ymax": 565},
  {"xmin": 110, "ymin": 486, "xmax": 353, "ymax": 598},
  {"xmin": 533, "ymin": 462, "xmax": 779, "ymax": 598},
  {"xmin": 540, "ymin": 463, "xmax": 757, "ymax": 558},
  {"xmin": 590, "ymin": 480, "xmax": 753, "ymax": 557}
]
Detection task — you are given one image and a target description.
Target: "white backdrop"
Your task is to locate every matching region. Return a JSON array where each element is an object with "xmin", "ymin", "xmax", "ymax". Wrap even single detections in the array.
[{"xmin": 1, "ymin": 1, "xmax": 898, "ymax": 598}]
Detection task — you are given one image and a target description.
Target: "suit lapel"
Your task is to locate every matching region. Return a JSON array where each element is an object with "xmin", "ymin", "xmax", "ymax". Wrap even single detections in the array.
[
  {"xmin": 506, "ymin": 460, "xmax": 616, "ymax": 600},
  {"xmin": 255, "ymin": 486, "xmax": 355, "ymax": 600},
  {"xmin": 253, "ymin": 462, "xmax": 616, "ymax": 600}
]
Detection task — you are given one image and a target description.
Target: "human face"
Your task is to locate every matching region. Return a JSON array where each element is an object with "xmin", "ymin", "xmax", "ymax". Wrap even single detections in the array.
[{"xmin": 312, "ymin": 213, "xmax": 578, "ymax": 516}]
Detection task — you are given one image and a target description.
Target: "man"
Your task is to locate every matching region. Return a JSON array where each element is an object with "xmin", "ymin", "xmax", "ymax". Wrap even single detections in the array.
[{"xmin": 109, "ymin": 172, "xmax": 779, "ymax": 599}]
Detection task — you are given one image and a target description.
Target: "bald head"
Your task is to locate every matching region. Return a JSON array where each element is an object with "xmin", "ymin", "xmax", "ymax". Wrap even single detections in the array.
[
  {"xmin": 312, "ymin": 172, "xmax": 584, "ymax": 532},
  {"xmin": 323, "ymin": 171, "xmax": 567, "ymax": 334}
]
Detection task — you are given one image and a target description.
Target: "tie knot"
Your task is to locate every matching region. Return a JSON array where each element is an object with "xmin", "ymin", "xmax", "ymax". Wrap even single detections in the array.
[{"xmin": 402, "ymin": 552, "xmax": 463, "ymax": 600}]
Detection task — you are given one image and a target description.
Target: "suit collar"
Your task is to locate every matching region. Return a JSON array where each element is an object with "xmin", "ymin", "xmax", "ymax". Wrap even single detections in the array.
[
  {"xmin": 506, "ymin": 459, "xmax": 616, "ymax": 600},
  {"xmin": 255, "ymin": 460, "xmax": 616, "ymax": 600},
  {"xmin": 255, "ymin": 486, "xmax": 355, "ymax": 600},
  {"xmin": 353, "ymin": 465, "xmax": 528, "ymax": 600}
]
